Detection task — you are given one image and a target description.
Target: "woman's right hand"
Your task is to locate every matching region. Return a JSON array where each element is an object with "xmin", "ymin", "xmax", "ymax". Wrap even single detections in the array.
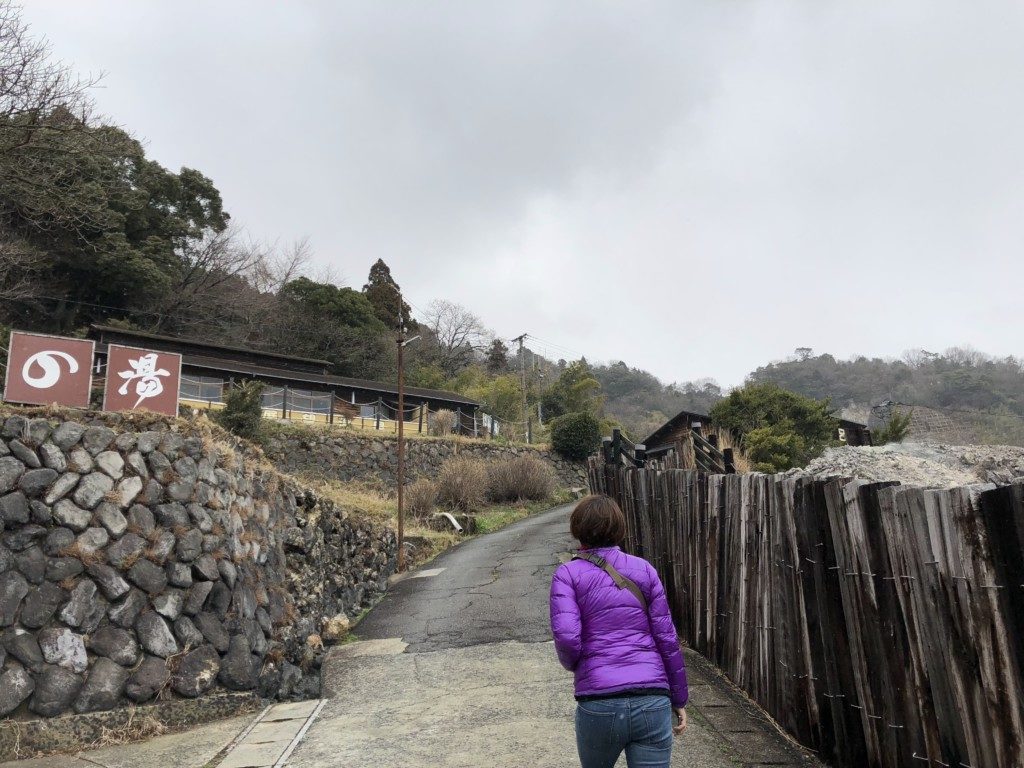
[{"xmin": 673, "ymin": 707, "xmax": 687, "ymax": 736}]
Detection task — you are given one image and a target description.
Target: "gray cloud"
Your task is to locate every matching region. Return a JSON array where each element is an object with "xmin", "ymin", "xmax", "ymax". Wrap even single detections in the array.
[{"xmin": 20, "ymin": 0, "xmax": 1024, "ymax": 385}]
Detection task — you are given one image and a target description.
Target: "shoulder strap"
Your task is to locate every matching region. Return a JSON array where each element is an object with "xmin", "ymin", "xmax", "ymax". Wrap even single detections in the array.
[{"xmin": 572, "ymin": 552, "xmax": 648, "ymax": 612}]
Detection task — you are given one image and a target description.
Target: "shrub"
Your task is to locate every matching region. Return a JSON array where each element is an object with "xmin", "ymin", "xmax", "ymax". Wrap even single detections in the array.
[
  {"xmin": 710, "ymin": 383, "xmax": 837, "ymax": 472},
  {"xmin": 214, "ymin": 379, "xmax": 265, "ymax": 440},
  {"xmin": 429, "ymin": 409, "xmax": 458, "ymax": 436},
  {"xmin": 405, "ymin": 479, "xmax": 438, "ymax": 519},
  {"xmin": 873, "ymin": 408, "xmax": 913, "ymax": 445},
  {"xmin": 550, "ymin": 411, "xmax": 602, "ymax": 461},
  {"xmin": 487, "ymin": 456, "xmax": 556, "ymax": 503},
  {"xmin": 436, "ymin": 456, "xmax": 488, "ymax": 511}
]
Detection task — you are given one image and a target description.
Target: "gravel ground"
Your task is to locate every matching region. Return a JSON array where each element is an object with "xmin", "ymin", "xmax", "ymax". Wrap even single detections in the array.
[{"xmin": 800, "ymin": 442, "xmax": 1024, "ymax": 488}]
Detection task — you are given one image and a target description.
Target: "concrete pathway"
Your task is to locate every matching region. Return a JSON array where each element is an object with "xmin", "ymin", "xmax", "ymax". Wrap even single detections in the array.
[{"xmin": 2, "ymin": 505, "xmax": 822, "ymax": 768}]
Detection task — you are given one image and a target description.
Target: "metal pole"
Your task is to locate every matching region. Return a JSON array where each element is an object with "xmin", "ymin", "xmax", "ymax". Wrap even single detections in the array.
[{"xmin": 397, "ymin": 336, "xmax": 406, "ymax": 573}]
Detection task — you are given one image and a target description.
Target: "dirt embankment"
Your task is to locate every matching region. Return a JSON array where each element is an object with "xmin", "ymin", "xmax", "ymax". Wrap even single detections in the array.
[{"xmin": 801, "ymin": 442, "xmax": 1024, "ymax": 488}]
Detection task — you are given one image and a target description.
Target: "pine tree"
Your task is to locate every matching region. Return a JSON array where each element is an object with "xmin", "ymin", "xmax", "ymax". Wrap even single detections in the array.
[
  {"xmin": 362, "ymin": 259, "xmax": 414, "ymax": 330},
  {"xmin": 486, "ymin": 339, "xmax": 509, "ymax": 373}
]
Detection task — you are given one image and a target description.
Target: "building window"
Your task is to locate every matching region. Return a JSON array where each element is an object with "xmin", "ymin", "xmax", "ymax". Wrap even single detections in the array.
[{"xmin": 180, "ymin": 375, "xmax": 224, "ymax": 403}]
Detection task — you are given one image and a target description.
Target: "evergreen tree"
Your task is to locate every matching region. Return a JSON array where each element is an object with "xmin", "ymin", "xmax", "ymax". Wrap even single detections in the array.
[
  {"xmin": 362, "ymin": 259, "xmax": 414, "ymax": 330},
  {"xmin": 486, "ymin": 339, "xmax": 509, "ymax": 373}
]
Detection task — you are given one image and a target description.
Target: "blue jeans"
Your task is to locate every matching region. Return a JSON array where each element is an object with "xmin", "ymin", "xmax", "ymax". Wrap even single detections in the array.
[{"xmin": 574, "ymin": 695, "xmax": 674, "ymax": 768}]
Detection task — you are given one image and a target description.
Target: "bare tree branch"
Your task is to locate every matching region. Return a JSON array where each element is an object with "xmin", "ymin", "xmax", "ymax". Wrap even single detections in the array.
[{"xmin": 423, "ymin": 299, "xmax": 489, "ymax": 376}]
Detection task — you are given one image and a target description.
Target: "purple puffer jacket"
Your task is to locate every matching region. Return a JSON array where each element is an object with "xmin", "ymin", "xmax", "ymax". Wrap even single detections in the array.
[{"xmin": 550, "ymin": 546, "xmax": 688, "ymax": 707}]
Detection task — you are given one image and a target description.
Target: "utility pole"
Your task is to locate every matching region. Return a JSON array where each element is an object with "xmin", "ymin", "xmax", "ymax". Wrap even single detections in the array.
[
  {"xmin": 396, "ymin": 331, "xmax": 406, "ymax": 573},
  {"xmin": 512, "ymin": 333, "xmax": 528, "ymax": 442},
  {"xmin": 395, "ymin": 294, "xmax": 420, "ymax": 573}
]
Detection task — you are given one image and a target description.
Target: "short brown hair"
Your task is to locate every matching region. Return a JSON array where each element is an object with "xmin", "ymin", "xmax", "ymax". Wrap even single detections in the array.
[{"xmin": 570, "ymin": 494, "xmax": 626, "ymax": 548}]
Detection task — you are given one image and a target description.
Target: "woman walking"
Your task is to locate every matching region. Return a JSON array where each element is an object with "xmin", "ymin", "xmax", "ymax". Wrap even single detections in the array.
[{"xmin": 550, "ymin": 494, "xmax": 688, "ymax": 768}]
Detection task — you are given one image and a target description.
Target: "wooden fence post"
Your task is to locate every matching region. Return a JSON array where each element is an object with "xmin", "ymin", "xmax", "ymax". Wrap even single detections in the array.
[
  {"xmin": 418, "ymin": 405, "xmax": 424, "ymax": 434},
  {"xmin": 375, "ymin": 398, "xmax": 382, "ymax": 430},
  {"xmin": 282, "ymin": 386, "xmax": 289, "ymax": 419}
]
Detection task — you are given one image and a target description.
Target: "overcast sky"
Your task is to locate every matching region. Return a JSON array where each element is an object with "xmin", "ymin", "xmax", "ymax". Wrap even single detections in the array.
[{"xmin": 19, "ymin": 1, "xmax": 1024, "ymax": 387}]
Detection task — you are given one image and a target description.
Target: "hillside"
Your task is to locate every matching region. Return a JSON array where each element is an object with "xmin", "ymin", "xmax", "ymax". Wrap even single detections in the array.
[
  {"xmin": 592, "ymin": 348, "xmax": 1024, "ymax": 448},
  {"xmin": 746, "ymin": 348, "xmax": 1024, "ymax": 446}
]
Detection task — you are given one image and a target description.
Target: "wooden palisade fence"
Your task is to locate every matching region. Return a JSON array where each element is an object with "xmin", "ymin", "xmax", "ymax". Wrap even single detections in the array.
[{"xmin": 588, "ymin": 459, "xmax": 1024, "ymax": 768}]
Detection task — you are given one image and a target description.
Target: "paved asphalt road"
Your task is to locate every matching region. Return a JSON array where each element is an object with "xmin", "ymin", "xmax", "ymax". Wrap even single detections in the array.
[{"xmin": 355, "ymin": 503, "xmax": 575, "ymax": 650}]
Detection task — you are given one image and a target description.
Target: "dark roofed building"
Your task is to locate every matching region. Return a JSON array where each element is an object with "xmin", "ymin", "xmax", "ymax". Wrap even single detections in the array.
[
  {"xmin": 644, "ymin": 408, "xmax": 712, "ymax": 453},
  {"xmin": 88, "ymin": 325, "xmax": 480, "ymax": 434},
  {"xmin": 837, "ymin": 417, "xmax": 872, "ymax": 446}
]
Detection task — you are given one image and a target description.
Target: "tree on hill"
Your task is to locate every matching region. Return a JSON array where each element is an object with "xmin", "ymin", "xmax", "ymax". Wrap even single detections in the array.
[
  {"xmin": 710, "ymin": 383, "xmax": 837, "ymax": 472},
  {"xmin": 362, "ymin": 258, "xmax": 413, "ymax": 331},
  {"xmin": 541, "ymin": 359, "xmax": 602, "ymax": 422},
  {"xmin": 423, "ymin": 300, "xmax": 489, "ymax": 377},
  {"xmin": 486, "ymin": 339, "xmax": 509, "ymax": 374},
  {"xmin": 271, "ymin": 277, "xmax": 393, "ymax": 378}
]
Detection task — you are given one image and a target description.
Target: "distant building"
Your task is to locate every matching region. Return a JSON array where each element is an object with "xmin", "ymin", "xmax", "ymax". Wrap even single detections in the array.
[
  {"xmin": 643, "ymin": 408, "xmax": 713, "ymax": 453},
  {"xmin": 836, "ymin": 417, "xmax": 872, "ymax": 446},
  {"xmin": 88, "ymin": 325, "xmax": 481, "ymax": 434}
]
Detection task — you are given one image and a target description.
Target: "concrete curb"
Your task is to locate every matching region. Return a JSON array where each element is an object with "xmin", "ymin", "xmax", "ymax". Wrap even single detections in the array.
[{"xmin": 0, "ymin": 692, "xmax": 261, "ymax": 762}]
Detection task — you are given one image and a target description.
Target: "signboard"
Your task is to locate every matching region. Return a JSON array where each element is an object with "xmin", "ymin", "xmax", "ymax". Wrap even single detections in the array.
[
  {"xmin": 102, "ymin": 345, "xmax": 182, "ymax": 417},
  {"xmin": 3, "ymin": 331, "xmax": 95, "ymax": 408}
]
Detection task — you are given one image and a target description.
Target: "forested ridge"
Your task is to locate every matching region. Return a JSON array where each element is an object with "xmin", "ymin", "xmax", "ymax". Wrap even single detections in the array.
[{"xmin": 2, "ymin": 2, "xmax": 1021, "ymax": 446}]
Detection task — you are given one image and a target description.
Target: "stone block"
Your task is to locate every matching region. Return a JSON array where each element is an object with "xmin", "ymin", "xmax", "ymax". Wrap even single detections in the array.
[
  {"xmin": 74, "ymin": 657, "xmax": 130, "ymax": 713},
  {"xmin": 95, "ymin": 450, "xmax": 125, "ymax": 480},
  {"xmin": 72, "ymin": 472, "xmax": 114, "ymax": 510},
  {"xmin": 18, "ymin": 468, "xmax": 56, "ymax": 497},
  {"xmin": 89, "ymin": 626, "xmax": 140, "ymax": 667},
  {"xmin": 38, "ymin": 627, "xmax": 88, "ymax": 673},
  {"xmin": 43, "ymin": 472, "xmax": 79, "ymax": 505},
  {"xmin": 82, "ymin": 426, "xmax": 116, "ymax": 456},
  {"xmin": 30, "ymin": 664, "xmax": 83, "ymax": 717},
  {"xmin": 125, "ymin": 655, "xmax": 169, "ymax": 702},
  {"xmin": 53, "ymin": 499, "xmax": 91, "ymax": 532},
  {"xmin": 171, "ymin": 644, "xmax": 219, "ymax": 698},
  {"xmin": 135, "ymin": 611, "xmax": 178, "ymax": 658}
]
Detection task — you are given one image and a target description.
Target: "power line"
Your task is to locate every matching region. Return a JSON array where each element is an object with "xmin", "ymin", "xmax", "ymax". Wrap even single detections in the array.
[{"xmin": 526, "ymin": 333, "xmax": 584, "ymax": 358}]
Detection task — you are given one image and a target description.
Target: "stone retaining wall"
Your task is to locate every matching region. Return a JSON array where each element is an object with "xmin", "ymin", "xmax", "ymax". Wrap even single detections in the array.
[
  {"xmin": 262, "ymin": 429, "xmax": 588, "ymax": 489},
  {"xmin": 0, "ymin": 409, "xmax": 396, "ymax": 723}
]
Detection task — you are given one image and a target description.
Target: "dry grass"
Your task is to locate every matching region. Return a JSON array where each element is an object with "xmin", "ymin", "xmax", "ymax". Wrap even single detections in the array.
[
  {"xmin": 304, "ymin": 476, "xmax": 397, "ymax": 524},
  {"xmin": 404, "ymin": 526, "xmax": 459, "ymax": 569},
  {"xmin": 436, "ymin": 457, "xmax": 488, "ymax": 511},
  {"xmin": 428, "ymin": 409, "xmax": 457, "ymax": 436},
  {"xmin": 712, "ymin": 428, "xmax": 753, "ymax": 473},
  {"xmin": 405, "ymin": 479, "xmax": 438, "ymax": 519},
  {"xmin": 82, "ymin": 711, "xmax": 169, "ymax": 751},
  {"xmin": 678, "ymin": 428, "xmax": 754, "ymax": 474},
  {"xmin": 58, "ymin": 541, "xmax": 107, "ymax": 567},
  {"xmin": 120, "ymin": 550, "xmax": 143, "ymax": 570},
  {"xmin": 486, "ymin": 456, "xmax": 556, "ymax": 503},
  {"xmin": 146, "ymin": 527, "xmax": 165, "ymax": 544}
]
